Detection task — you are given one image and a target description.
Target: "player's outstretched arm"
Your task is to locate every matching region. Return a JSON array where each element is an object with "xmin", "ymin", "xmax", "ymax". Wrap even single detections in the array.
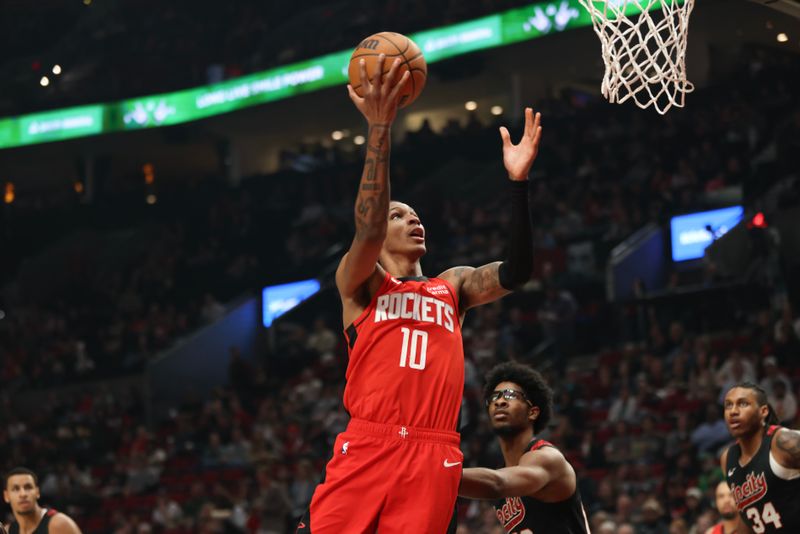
[
  {"xmin": 49, "ymin": 513, "xmax": 83, "ymax": 534},
  {"xmin": 459, "ymin": 447, "xmax": 558, "ymax": 500},
  {"xmin": 773, "ymin": 427, "xmax": 800, "ymax": 469},
  {"xmin": 336, "ymin": 55, "xmax": 410, "ymax": 299},
  {"xmin": 459, "ymin": 464, "xmax": 551, "ymax": 500},
  {"xmin": 440, "ymin": 108, "xmax": 541, "ymax": 311}
]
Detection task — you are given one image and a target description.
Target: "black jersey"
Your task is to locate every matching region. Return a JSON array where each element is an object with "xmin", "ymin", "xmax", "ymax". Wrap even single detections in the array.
[
  {"xmin": 8, "ymin": 509, "xmax": 57, "ymax": 534},
  {"xmin": 725, "ymin": 425, "xmax": 800, "ymax": 533},
  {"xmin": 493, "ymin": 439, "xmax": 590, "ymax": 534}
]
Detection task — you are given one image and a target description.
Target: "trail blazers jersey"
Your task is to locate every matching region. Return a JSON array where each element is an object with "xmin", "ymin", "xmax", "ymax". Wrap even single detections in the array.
[
  {"xmin": 493, "ymin": 439, "xmax": 590, "ymax": 534},
  {"xmin": 8, "ymin": 509, "xmax": 58, "ymax": 534},
  {"xmin": 343, "ymin": 273, "xmax": 464, "ymax": 431},
  {"xmin": 725, "ymin": 425, "xmax": 800, "ymax": 533}
]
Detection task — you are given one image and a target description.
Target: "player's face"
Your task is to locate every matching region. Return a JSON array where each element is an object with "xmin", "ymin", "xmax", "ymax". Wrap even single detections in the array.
[
  {"xmin": 714, "ymin": 481, "xmax": 737, "ymax": 519},
  {"xmin": 3, "ymin": 475, "xmax": 39, "ymax": 515},
  {"xmin": 723, "ymin": 387, "xmax": 767, "ymax": 438},
  {"xmin": 383, "ymin": 201, "xmax": 425, "ymax": 257},
  {"xmin": 487, "ymin": 381, "xmax": 538, "ymax": 436}
]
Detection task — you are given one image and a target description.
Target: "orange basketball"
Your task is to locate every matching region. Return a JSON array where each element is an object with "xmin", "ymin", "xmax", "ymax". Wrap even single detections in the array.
[{"xmin": 348, "ymin": 32, "xmax": 427, "ymax": 109}]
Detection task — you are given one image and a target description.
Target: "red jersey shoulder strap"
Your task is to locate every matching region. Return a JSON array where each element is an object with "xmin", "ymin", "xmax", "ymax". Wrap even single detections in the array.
[
  {"xmin": 529, "ymin": 439, "xmax": 554, "ymax": 452},
  {"xmin": 768, "ymin": 425, "xmax": 782, "ymax": 436}
]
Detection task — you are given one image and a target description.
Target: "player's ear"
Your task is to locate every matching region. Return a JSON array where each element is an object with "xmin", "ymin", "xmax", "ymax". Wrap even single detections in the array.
[{"xmin": 528, "ymin": 405, "xmax": 540, "ymax": 423}]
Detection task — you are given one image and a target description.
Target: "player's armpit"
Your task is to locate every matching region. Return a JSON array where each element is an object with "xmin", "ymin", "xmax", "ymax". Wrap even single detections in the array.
[
  {"xmin": 440, "ymin": 262, "xmax": 511, "ymax": 311},
  {"xmin": 773, "ymin": 428, "xmax": 800, "ymax": 469},
  {"xmin": 49, "ymin": 514, "xmax": 83, "ymax": 534}
]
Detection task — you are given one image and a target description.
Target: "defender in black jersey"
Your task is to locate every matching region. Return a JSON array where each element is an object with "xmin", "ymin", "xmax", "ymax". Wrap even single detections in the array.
[
  {"xmin": 721, "ymin": 383, "xmax": 800, "ymax": 533},
  {"xmin": 3, "ymin": 468, "xmax": 82, "ymax": 534},
  {"xmin": 459, "ymin": 362, "xmax": 590, "ymax": 534}
]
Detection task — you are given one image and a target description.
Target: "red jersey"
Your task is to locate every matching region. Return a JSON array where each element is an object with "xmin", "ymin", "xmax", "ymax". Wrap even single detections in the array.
[
  {"xmin": 343, "ymin": 273, "xmax": 464, "ymax": 431},
  {"xmin": 708, "ymin": 523, "xmax": 735, "ymax": 534}
]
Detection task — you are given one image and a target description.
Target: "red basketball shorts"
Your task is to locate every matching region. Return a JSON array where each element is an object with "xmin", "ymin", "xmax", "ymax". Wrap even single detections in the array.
[{"xmin": 297, "ymin": 419, "xmax": 462, "ymax": 534}]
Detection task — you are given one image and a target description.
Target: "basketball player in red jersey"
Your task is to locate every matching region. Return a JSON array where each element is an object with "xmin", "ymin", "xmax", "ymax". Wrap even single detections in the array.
[
  {"xmin": 3, "ymin": 468, "xmax": 82, "ymax": 534},
  {"xmin": 459, "ymin": 362, "xmax": 590, "ymax": 534},
  {"xmin": 721, "ymin": 382, "xmax": 800, "ymax": 533},
  {"xmin": 706, "ymin": 481, "xmax": 740, "ymax": 534},
  {"xmin": 297, "ymin": 54, "xmax": 540, "ymax": 534}
]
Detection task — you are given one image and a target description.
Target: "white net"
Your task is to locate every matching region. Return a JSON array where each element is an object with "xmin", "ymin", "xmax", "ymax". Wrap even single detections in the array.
[{"xmin": 579, "ymin": 0, "xmax": 695, "ymax": 114}]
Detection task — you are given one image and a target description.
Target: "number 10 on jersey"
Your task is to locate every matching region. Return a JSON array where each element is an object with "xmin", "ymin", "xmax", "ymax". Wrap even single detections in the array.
[{"xmin": 399, "ymin": 327, "xmax": 427, "ymax": 370}]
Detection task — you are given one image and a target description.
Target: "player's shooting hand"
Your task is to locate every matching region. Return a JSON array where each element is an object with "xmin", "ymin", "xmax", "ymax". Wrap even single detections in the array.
[
  {"xmin": 500, "ymin": 107, "xmax": 542, "ymax": 181},
  {"xmin": 347, "ymin": 55, "xmax": 410, "ymax": 127}
]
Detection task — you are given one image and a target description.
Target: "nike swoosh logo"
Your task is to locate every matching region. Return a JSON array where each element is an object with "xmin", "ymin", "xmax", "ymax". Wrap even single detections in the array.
[
  {"xmin": 443, "ymin": 460, "xmax": 462, "ymax": 468},
  {"xmin": 728, "ymin": 468, "xmax": 736, "ymax": 477}
]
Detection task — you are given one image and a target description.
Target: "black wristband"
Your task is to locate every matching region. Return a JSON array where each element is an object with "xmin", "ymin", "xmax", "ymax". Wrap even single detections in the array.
[{"xmin": 498, "ymin": 180, "xmax": 533, "ymax": 290}]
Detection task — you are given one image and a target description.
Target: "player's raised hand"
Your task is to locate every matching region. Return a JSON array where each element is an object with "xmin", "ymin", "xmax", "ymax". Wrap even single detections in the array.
[
  {"xmin": 347, "ymin": 54, "xmax": 410, "ymax": 126},
  {"xmin": 499, "ymin": 108, "xmax": 542, "ymax": 181}
]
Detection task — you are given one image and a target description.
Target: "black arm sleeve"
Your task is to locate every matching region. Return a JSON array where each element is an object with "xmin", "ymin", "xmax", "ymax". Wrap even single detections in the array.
[{"xmin": 498, "ymin": 180, "xmax": 534, "ymax": 290}]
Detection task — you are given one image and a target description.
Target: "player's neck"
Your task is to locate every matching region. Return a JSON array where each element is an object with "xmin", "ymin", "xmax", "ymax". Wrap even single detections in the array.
[
  {"xmin": 380, "ymin": 255, "xmax": 423, "ymax": 278},
  {"xmin": 14, "ymin": 506, "xmax": 44, "ymax": 532},
  {"xmin": 738, "ymin": 426, "xmax": 767, "ymax": 460},
  {"xmin": 722, "ymin": 518, "xmax": 738, "ymax": 533},
  {"xmin": 499, "ymin": 429, "xmax": 535, "ymax": 467}
]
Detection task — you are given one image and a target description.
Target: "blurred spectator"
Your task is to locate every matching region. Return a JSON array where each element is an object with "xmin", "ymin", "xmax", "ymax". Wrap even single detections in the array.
[
  {"xmin": 152, "ymin": 492, "xmax": 183, "ymax": 529},
  {"xmin": 768, "ymin": 380, "xmax": 797, "ymax": 425},
  {"xmin": 200, "ymin": 293, "xmax": 226, "ymax": 323},
  {"xmin": 608, "ymin": 385, "xmax": 638, "ymax": 424},
  {"xmin": 638, "ymin": 498, "xmax": 669, "ymax": 534},
  {"xmin": 306, "ymin": 317, "xmax": 337, "ymax": 355},
  {"xmin": 690, "ymin": 405, "xmax": 730, "ymax": 453},
  {"xmin": 289, "ymin": 459, "xmax": 318, "ymax": 520},
  {"xmin": 759, "ymin": 355, "xmax": 791, "ymax": 396}
]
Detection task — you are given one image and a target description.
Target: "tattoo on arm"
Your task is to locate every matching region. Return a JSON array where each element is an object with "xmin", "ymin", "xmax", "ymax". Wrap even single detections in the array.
[
  {"xmin": 473, "ymin": 263, "xmax": 501, "ymax": 292},
  {"xmin": 354, "ymin": 124, "xmax": 391, "ymax": 241},
  {"xmin": 775, "ymin": 429, "xmax": 800, "ymax": 468},
  {"xmin": 461, "ymin": 262, "xmax": 507, "ymax": 309}
]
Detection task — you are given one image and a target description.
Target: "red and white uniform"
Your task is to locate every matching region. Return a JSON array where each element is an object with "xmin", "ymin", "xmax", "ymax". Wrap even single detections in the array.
[
  {"xmin": 302, "ymin": 273, "xmax": 464, "ymax": 534},
  {"xmin": 343, "ymin": 273, "xmax": 464, "ymax": 430}
]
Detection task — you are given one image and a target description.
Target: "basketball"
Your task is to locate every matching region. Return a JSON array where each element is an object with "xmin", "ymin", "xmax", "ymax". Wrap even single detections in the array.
[{"xmin": 348, "ymin": 32, "xmax": 427, "ymax": 108}]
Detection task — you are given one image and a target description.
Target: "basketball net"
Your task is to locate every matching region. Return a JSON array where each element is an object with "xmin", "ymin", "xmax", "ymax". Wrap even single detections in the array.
[{"xmin": 579, "ymin": 0, "xmax": 695, "ymax": 114}]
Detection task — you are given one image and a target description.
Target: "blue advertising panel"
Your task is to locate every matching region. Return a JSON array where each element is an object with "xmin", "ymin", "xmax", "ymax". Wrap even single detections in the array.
[
  {"xmin": 670, "ymin": 206, "xmax": 744, "ymax": 262},
  {"xmin": 262, "ymin": 279, "xmax": 321, "ymax": 327}
]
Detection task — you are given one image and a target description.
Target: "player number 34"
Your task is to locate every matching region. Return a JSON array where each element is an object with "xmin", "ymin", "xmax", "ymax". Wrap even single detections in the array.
[
  {"xmin": 746, "ymin": 501, "xmax": 783, "ymax": 533},
  {"xmin": 399, "ymin": 327, "xmax": 427, "ymax": 370}
]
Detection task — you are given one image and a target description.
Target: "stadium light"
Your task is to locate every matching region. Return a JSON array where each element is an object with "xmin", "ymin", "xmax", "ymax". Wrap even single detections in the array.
[
  {"xmin": 146, "ymin": 194, "xmax": 157, "ymax": 205},
  {"xmin": 52, "ymin": 64, "xmax": 62, "ymax": 75},
  {"xmin": 465, "ymin": 101, "xmax": 478, "ymax": 111},
  {"xmin": 39, "ymin": 76, "xmax": 50, "ymax": 87},
  {"xmin": 331, "ymin": 130, "xmax": 343, "ymax": 141},
  {"xmin": 354, "ymin": 135, "xmax": 365, "ymax": 145},
  {"xmin": 491, "ymin": 105, "xmax": 503, "ymax": 116},
  {"xmin": 4, "ymin": 182, "xmax": 14, "ymax": 204},
  {"xmin": 777, "ymin": 33, "xmax": 789, "ymax": 43}
]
